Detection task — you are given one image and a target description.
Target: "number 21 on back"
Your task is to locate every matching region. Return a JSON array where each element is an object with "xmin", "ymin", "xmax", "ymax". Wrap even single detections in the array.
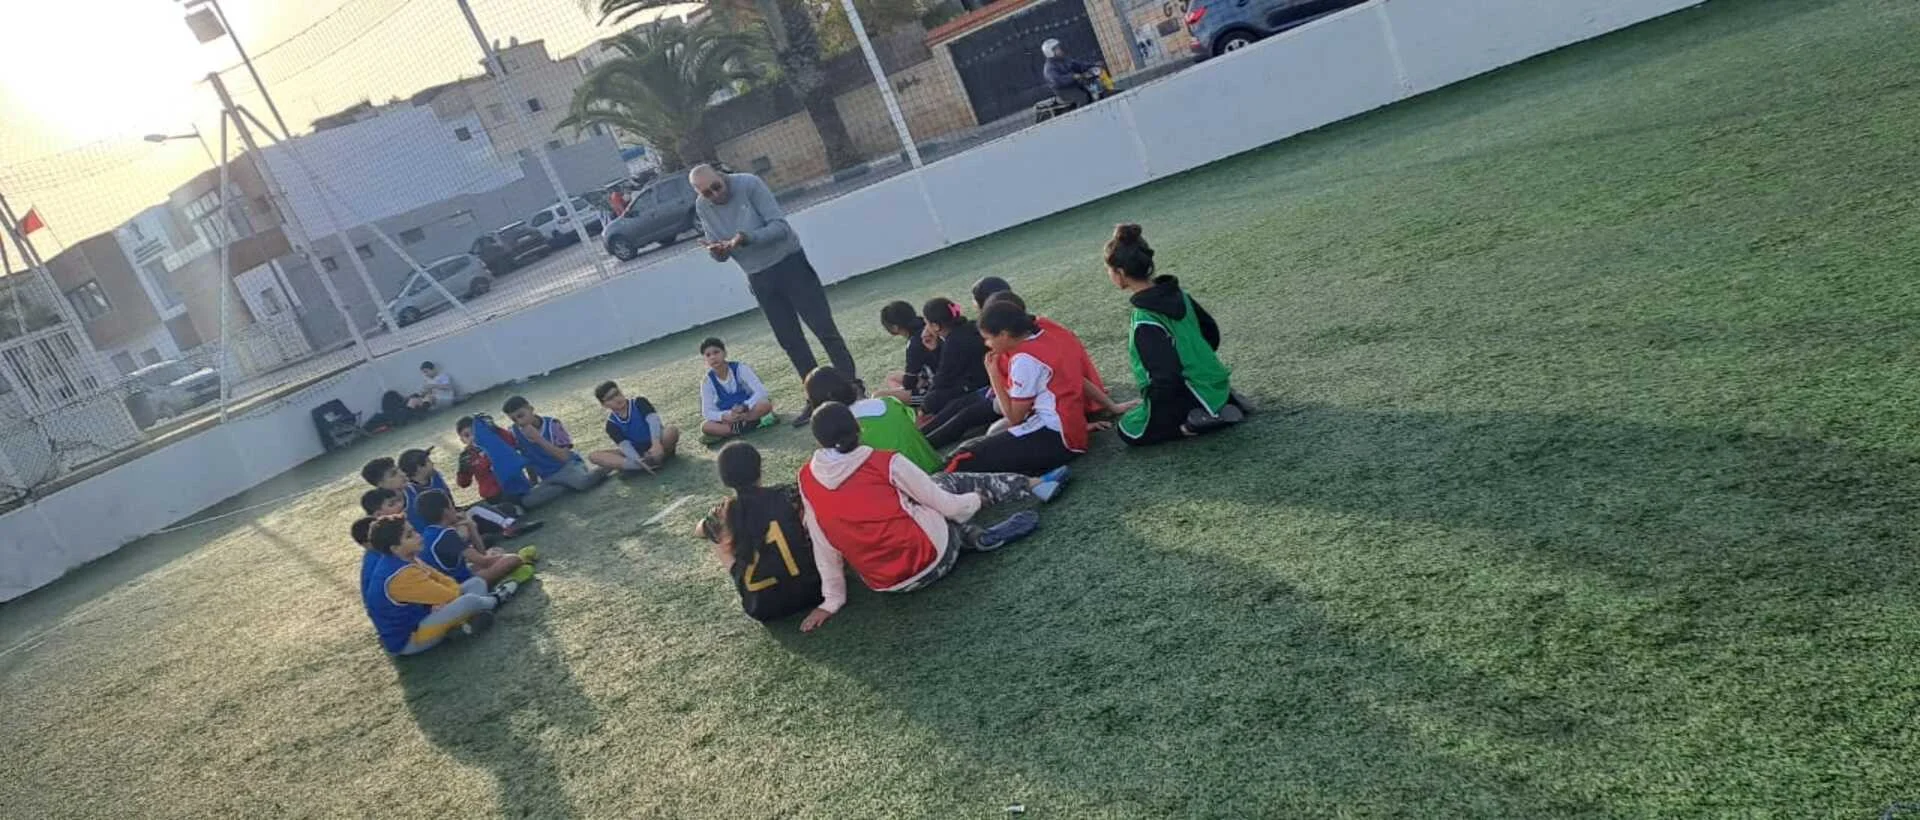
[{"xmin": 743, "ymin": 520, "xmax": 801, "ymax": 591}]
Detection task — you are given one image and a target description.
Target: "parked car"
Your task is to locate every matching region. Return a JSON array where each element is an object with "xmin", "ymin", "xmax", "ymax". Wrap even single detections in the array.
[
  {"xmin": 384, "ymin": 253, "xmax": 493, "ymax": 327},
  {"xmin": 124, "ymin": 358, "xmax": 220, "ymax": 426},
  {"xmin": 602, "ymin": 174, "xmax": 699, "ymax": 261},
  {"xmin": 471, "ymin": 222, "xmax": 549, "ymax": 275},
  {"xmin": 528, "ymin": 196, "xmax": 608, "ymax": 247},
  {"xmin": 1184, "ymin": 0, "xmax": 1369, "ymax": 58}
]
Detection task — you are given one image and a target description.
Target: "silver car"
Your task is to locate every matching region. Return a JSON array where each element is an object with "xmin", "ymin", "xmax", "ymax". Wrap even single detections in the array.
[
  {"xmin": 385, "ymin": 254, "xmax": 492, "ymax": 327},
  {"xmin": 125, "ymin": 358, "xmax": 220, "ymax": 426},
  {"xmin": 602, "ymin": 175, "xmax": 699, "ymax": 261}
]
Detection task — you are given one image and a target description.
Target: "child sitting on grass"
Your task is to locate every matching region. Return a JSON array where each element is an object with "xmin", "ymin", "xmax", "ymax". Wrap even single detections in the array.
[
  {"xmin": 695, "ymin": 441, "xmax": 824, "ymax": 622},
  {"xmin": 398, "ymin": 447, "xmax": 539, "ymax": 540},
  {"xmin": 917, "ymin": 297, "xmax": 1000, "ymax": 449},
  {"xmin": 946, "ymin": 301, "xmax": 1129, "ymax": 476},
  {"xmin": 873, "ymin": 301, "xmax": 938, "ymax": 408},
  {"xmin": 503, "ymin": 396, "xmax": 608, "ymax": 507},
  {"xmin": 456, "ymin": 415, "xmax": 522, "ymax": 508},
  {"xmin": 361, "ymin": 487, "xmax": 405, "ymax": 518},
  {"xmin": 359, "ymin": 516, "xmax": 516, "ymax": 656},
  {"xmin": 1103, "ymin": 223, "xmax": 1250, "ymax": 445},
  {"xmin": 803, "ymin": 366, "xmax": 1070, "ymax": 504},
  {"xmin": 587, "ymin": 380, "xmax": 681, "ymax": 474},
  {"xmin": 698, "ymin": 337, "xmax": 778, "ymax": 441},
  {"xmin": 795, "ymin": 402, "xmax": 1042, "ymax": 633},
  {"xmin": 414, "ymin": 490, "xmax": 535, "ymax": 588}
]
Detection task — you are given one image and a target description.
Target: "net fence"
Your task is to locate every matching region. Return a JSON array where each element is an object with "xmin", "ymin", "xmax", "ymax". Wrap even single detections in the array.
[{"xmin": 0, "ymin": 0, "xmax": 1222, "ymax": 505}]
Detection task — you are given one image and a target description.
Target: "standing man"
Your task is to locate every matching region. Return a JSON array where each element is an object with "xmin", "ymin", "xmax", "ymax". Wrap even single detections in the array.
[{"xmin": 691, "ymin": 164, "xmax": 857, "ymax": 426}]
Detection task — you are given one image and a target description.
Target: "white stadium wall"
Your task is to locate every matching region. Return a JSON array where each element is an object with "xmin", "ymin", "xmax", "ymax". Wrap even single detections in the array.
[{"xmin": 1, "ymin": 0, "xmax": 1702, "ymax": 601}]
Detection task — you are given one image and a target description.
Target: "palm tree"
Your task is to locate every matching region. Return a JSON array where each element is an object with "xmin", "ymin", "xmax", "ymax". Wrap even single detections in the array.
[
  {"xmin": 561, "ymin": 21, "xmax": 769, "ymax": 170},
  {"xmin": 589, "ymin": 0, "xmax": 861, "ymax": 172}
]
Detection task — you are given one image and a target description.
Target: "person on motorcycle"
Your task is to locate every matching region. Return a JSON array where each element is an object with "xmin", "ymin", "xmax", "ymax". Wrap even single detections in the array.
[{"xmin": 1041, "ymin": 39, "xmax": 1103, "ymax": 108}]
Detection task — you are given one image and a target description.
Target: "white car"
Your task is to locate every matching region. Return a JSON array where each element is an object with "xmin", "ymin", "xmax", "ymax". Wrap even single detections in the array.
[
  {"xmin": 528, "ymin": 196, "xmax": 607, "ymax": 247},
  {"xmin": 384, "ymin": 254, "xmax": 492, "ymax": 327}
]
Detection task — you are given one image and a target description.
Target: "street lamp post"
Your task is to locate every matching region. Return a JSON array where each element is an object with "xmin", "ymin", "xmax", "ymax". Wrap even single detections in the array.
[
  {"xmin": 179, "ymin": 0, "xmax": 291, "ymax": 139},
  {"xmin": 144, "ymin": 129, "xmax": 218, "ymax": 168}
]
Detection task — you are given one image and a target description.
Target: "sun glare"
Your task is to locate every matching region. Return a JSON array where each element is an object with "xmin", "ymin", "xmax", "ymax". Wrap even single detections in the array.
[{"xmin": 0, "ymin": 0, "xmax": 211, "ymax": 146}]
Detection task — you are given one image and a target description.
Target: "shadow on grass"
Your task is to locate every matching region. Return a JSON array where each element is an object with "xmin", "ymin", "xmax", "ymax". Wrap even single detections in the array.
[
  {"xmin": 1153, "ymin": 403, "xmax": 1920, "ymax": 601},
  {"xmin": 395, "ymin": 585, "xmax": 599, "ymax": 819},
  {"xmin": 769, "ymin": 518, "xmax": 1599, "ymax": 815},
  {"xmin": 760, "ymin": 398, "xmax": 1920, "ymax": 812}
]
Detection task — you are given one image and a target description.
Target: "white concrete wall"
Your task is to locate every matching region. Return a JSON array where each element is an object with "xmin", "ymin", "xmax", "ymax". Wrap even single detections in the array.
[{"xmin": 2, "ymin": 0, "xmax": 1700, "ymax": 602}]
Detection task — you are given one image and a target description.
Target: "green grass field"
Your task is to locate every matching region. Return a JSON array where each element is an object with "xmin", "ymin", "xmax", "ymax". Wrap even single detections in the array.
[{"xmin": 6, "ymin": 0, "xmax": 1920, "ymax": 814}]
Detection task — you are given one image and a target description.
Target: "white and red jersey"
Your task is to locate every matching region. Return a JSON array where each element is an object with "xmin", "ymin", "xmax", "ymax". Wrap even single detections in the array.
[
  {"xmin": 798, "ymin": 446, "xmax": 983, "ymax": 612},
  {"xmin": 1005, "ymin": 329, "xmax": 1091, "ymax": 452}
]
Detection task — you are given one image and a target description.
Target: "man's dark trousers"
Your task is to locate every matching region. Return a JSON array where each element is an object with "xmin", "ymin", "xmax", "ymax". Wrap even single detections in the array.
[{"xmin": 748, "ymin": 251, "xmax": 856, "ymax": 379}]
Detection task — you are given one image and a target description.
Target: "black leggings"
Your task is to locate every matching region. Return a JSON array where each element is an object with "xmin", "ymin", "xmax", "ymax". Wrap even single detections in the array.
[
  {"xmin": 1120, "ymin": 393, "xmax": 1200, "ymax": 447},
  {"xmin": 946, "ymin": 428, "xmax": 1076, "ymax": 476},
  {"xmin": 922, "ymin": 391, "xmax": 1000, "ymax": 449}
]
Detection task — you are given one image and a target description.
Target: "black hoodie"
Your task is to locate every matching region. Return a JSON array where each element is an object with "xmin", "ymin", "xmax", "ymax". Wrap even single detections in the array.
[
  {"xmin": 1129, "ymin": 275, "xmax": 1220, "ymax": 403},
  {"xmin": 921, "ymin": 318, "xmax": 989, "ymax": 415}
]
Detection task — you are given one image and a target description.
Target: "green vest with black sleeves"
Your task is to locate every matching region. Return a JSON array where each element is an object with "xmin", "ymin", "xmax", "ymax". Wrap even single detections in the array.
[{"xmin": 1121, "ymin": 293, "xmax": 1232, "ymax": 438}]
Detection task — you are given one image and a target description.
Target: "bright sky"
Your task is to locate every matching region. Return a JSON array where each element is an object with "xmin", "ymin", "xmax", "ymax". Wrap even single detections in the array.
[{"xmin": 0, "ymin": 0, "xmax": 686, "ymax": 243}]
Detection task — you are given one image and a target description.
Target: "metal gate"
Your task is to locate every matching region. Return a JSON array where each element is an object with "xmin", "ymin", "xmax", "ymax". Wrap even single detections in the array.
[{"xmin": 947, "ymin": 0, "xmax": 1107, "ymax": 125}]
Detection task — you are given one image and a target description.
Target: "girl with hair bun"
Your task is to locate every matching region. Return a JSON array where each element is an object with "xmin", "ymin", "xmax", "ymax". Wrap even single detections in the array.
[{"xmin": 1104, "ymin": 223, "xmax": 1249, "ymax": 445}]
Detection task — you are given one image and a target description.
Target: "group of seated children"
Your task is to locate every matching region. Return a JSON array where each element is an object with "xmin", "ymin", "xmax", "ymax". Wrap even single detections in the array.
[
  {"xmin": 350, "ymin": 222, "xmax": 1245, "ymax": 649},
  {"xmin": 352, "ymin": 446, "xmax": 544, "ymax": 656},
  {"xmin": 698, "ymin": 223, "xmax": 1244, "ymax": 632}
]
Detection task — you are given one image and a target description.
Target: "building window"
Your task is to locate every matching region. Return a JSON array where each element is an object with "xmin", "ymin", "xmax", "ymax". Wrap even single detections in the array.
[
  {"xmin": 486, "ymin": 103, "xmax": 507, "ymax": 123},
  {"xmin": 516, "ymin": 148, "xmax": 532, "ymax": 162},
  {"xmin": 355, "ymin": 244, "xmax": 374, "ymax": 260},
  {"xmin": 591, "ymin": 124, "xmax": 607, "ymax": 137},
  {"xmin": 751, "ymin": 156, "xmax": 774, "ymax": 175},
  {"xmin": 526, "ymin": 98, "xmax": 543, "ymax": 113},
  {"xmin": 182, "ymin": 188, "xmax": 235, "ymax": 246},
  {"xmin": 66, "ymin": 281, "xmax": 112, "ymax": 320},
  {"xmin": 545, "ymin": 139, "xmax": 564, "ymax": 151},
  {"xmin": 454, "ymin": 126, "xmax": 473, "ymax": 142},
  {"xmin": 140, "ymin": 348, "xmax": 163, "ymax": 365},
  {"xmin": 399, "ymin": 227, "xmax": 426, "ymax": 244},
  {"xmin": 320, "ymin": 256, "xmax": 339, "ymax": 272},
  {"xmin": 257, "ymin": 288, "xmax": 286, "ymax": 317},
  {"xmin": 111, "ymin": 351, "xmax": 137, "ymax": 376}
]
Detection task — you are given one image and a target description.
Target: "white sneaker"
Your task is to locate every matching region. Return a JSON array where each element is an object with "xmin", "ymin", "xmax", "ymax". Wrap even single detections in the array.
[{"xmin": 492, "ymin": 580, "xmax": 519, "ymax": 604}]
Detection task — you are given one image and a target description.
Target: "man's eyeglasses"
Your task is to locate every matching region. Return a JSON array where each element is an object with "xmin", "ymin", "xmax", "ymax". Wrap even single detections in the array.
[{"xmin": 700, "ymin": 182, "xmax": 726, "ymax": 197}]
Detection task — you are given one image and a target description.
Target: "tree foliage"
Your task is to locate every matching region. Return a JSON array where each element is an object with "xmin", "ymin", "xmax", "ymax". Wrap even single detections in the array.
[{"xmin": 561, "ymin": 20, "xmax": 771, "ymax": 170}]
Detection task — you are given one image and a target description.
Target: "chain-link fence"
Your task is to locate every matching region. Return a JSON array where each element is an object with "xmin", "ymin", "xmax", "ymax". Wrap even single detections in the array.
[{"xmin": 0, "ymin": 0, "xmax": 1238, "ymax": 505}]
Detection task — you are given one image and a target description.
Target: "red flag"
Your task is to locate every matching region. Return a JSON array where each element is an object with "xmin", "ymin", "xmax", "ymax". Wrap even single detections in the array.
[{"xmin": 18, "ymin": 209, "xmax": 44, "ymax": 236}]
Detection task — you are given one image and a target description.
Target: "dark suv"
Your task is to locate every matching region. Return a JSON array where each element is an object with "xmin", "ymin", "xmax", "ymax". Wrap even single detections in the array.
[
  {"xmin": 1185, "ymin": 0, "xmax": 1369, "ymax": 59},
  {"xmin": 471, "ymin": 222, "xmax": 549, "ymax": 275}
]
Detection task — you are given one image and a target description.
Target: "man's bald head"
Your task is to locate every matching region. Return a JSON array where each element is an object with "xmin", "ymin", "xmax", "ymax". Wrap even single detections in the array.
[{"xmin": 690, "ymin": 164, "xmax": 729, "ymax": 204}]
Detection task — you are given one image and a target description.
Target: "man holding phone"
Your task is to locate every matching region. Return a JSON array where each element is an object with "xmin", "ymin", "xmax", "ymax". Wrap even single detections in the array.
[{"xmin": 691, "ymin": 164, "xmax": 857, "ymax": 426}]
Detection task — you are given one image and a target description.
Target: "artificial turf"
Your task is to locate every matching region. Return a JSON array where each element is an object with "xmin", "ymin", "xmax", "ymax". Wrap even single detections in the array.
[{"xmin": 4, "ymin": 0, "xmax": 1919, "ymax": 814}]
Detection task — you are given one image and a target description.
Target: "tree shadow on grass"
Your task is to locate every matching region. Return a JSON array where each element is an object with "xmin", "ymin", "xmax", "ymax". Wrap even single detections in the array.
[
  {"xmin": 395, "ymin": 585, "xmax": 599, "ymax": 819},
  {"xmin": 770, "ymin": 524, "xmax": 1609, "ymax": 816}
]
